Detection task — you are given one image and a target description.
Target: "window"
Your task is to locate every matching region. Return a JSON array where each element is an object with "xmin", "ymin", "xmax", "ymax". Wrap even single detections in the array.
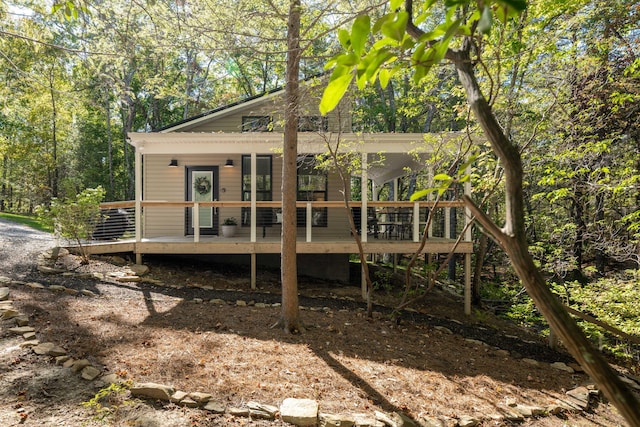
[
  {"xmin": 241, "ymin": 155, "xmax": 273, "ymax": 226},
  {"xmin": 298, "ymin": 115, "xmax": 328, "ymax": 132},
  {"xmin": 242, "ymin": 116, "xmax": 272, "ymax": 132},
  {"xmin": 297, "ymin": 156, "xmax": 327, "ymax": 227}
]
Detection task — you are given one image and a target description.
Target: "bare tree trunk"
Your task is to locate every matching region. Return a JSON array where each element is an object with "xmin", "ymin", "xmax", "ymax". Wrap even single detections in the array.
[
  {"xmin": 48, "ymin": 67, "xmax": 59, "ymax": 198},
  {"xmin": 452, "ymin": 43, "xmax": 640, "ymax": 425},
  {"xmin": 273, "ymin": 0, "xmax": 303, "ymax": 333}
]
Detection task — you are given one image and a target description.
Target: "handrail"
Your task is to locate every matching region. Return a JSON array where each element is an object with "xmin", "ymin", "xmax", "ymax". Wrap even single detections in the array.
[{"xmin": 100, "ymin": 200, "xmax": 465, "ymax": 209}]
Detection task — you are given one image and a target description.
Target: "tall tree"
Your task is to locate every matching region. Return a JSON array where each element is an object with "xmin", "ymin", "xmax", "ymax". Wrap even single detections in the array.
[{"xmin": 320, "ymin": 0, "xmax": 640, "ymax": 424}]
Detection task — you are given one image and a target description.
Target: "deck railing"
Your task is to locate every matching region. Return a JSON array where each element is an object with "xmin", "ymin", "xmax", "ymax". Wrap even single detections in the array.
[{"xmin": 96, "ymin": 200, "xmax": 471, "ymax": 244}]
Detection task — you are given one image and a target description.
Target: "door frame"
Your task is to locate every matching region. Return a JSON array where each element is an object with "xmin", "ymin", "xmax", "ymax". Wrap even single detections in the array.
[{"xmin": 185, "ymin": 166, "xmax": 219, "ymax": 235}]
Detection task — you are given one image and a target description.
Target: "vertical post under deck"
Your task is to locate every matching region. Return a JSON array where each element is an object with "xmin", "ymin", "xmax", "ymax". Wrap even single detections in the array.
[
  {"xmin": 251, "ymin": 253, "xmax": 257, "ymax": 290},
  {"xmin": 134, "ymin": 148, "xmax": 142, "ymax": 264}
]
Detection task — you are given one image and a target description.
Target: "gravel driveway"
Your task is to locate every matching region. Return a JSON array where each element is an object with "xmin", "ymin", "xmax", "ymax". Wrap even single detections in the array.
[{"xmin": 0, "ymin": 218, "xmax": 56, "ymax": 280}]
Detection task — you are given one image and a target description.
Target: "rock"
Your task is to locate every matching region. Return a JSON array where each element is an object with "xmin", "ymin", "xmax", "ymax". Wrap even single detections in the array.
[
  {"xmin": 0, "ymin": 276, "xmax": 11, "ymax": 283},
  {"xmin": 353, "ymin": 413, "xmax": 384, "ymax": 426},
  {"xmin": 522, "ymin": 358, "xmax": 539, "ymax": 366},
  {"xmin": 23, "ymin": 332, "xmax": 37, "ymax": 340},
  {"xmin": 433, "ymin": 326, "xmax": 453, "ymax": 334},
  {"xmin": 228, "ymin": 407, "xmax": 250, "ymax": 417},
  {"xmin": 1, "ymin": 308, "xmax": 20, "ymax": 320},
  {"xmin": 180, "ymin": 397, "xmax": 199, "ymax": 408},
  {"xmin": 210, "ymin": 299, "xmax": 226, "ymax": 305},
  {"xmin": 236, "ymin": 300, "xmax": 247, "ymax": 306},
  {"xmin": 550, "ymin": 362, "xmax": 574, "ymax": 373},
  {"xmin": 130, "ymin": 383, "xmax": 175, "ymax": 401},
  {"xmin": 25, "ymin": 282, "xmax": 45, "ymax": 289},
  {"xmin": 55, "ymin": 355, "xmax": 71, "ymax": 365},
  {"xmin": 71, "ymin": 359, "xmax": 92, "ymax": 372},
  {"xmin": 494, "ymin": 349, "xmax": 510, "ymax": 357},
  {"xmin": 464, "ymin": 338, "xmax": 486, "ymax": 346},
  {"xmin": 619, "ymin": 375, "xmax": 640, "ymax": 390},
  {"xmin": 546, "ymin": 404, "xmax": 565, "ymax": 415},
  {"xmin": 0, "ymin": 287, "xmax": 9, "ymax": 301},
  {"xmin": 416, "ymin": 416, "xmax": 444, "ymax": 427},
  {"xmin": 63, "ymin": 358, "xmax": 77, "ymax": 368},
  {"xmin": 32, "ymin": 342, "xmax": 67, "ymax": 356},
  {"xmin": 565, "ymin": 386, "xmax": 591, "ymax": 410},
  {"xmin": 319, "ymin": 413, "xmax": 355, "ymax": 427},
  {"xmin": 81, "ymin": 289, "xmax": 96, "ymax": 297},
  {"xmin": 170, "ymin": 391, "xmax": 188, "ymax": 403},
  {"xmin": 128, "ymin": 264, "xmax": 150, "ymax": 276},
  {"xmin": 280, "ymin": 398, "xmax": 319, "ymax": 426},
  {"xmin": 14, "ymin": 316, "xmax": 30, "ymax": 326},
  {"xmin": 117, "ymin": 275, "xmax": 141, "ymax": 283},
  {"xmin": 8, "ymin": 326, "xmax": 35, "ymax": 335},
  {"xmin": 188, "ymin": 391, "xmax": 213, "ymax": 404},
  {"xmin": 19, "ymin": 340, "xmax": 40, "ymax": 348},
  {"xmin": 204, "ymin": 401, "xmax": 226, "ymax": 413},
  {"xmin": 255, "ymin": 302, "xmax": 268, "ymax": 308},
  {"xmin": 49, "ymin": 285, "xmax": 66, "ymax": 292},
  {"xmin": 248, "ymin": 401, "xmax": 279, "ymax": 420},
  {"xmin": 81, "ymin": 366, "xmax": 102, "ymax": 380},
  {"xmin": 193, "ymin": 298, "xmax": 203, "ymax": 304},
  {"xmin": 63, "ymin": 287, "xmax": 79, "ymax": 295},
  {"xmin": 457, "ymin": 415, "xmax": 479, "ymax": 427},
  {"xmin": 37, "ymin": 265, "xmax": 66, "ymax": 274}
]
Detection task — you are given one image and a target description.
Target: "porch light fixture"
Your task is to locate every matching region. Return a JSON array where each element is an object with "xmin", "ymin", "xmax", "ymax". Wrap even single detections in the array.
[
  {"xmin": 224, "ymin": 159, "xmax": 234, "ymax": 168},
  {"xmin": 168, "ymin": 159, "xmax": 178, "ymax": 167}
]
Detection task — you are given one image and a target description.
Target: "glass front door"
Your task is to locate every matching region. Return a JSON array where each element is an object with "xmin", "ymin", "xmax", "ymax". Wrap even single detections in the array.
[{"xmin": 186, "ymin": 166, "xmax": 219, "ymax": 235}]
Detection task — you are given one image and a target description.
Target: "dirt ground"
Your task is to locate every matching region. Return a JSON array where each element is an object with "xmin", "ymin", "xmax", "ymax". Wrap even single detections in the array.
[{"xmin": 0, "ymin": 220, "xmax": 636, "ymax": 426}]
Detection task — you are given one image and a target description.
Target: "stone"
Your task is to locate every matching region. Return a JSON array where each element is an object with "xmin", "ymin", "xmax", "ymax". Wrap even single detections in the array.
[
  {"xmin": 180, "ymin": 397, "xmax": 199, "ymax": 408},
  {"xmin": 619, "ymin": 375, "xmax": 640, "ymax": 390},
  {"xmin": 32, "ymin": 342, "xmax": 67, "ymax": 356},
  {"xmin": 204, "ymin": 401, "xmax": 226, "ymax": 413},
  {"xmin": 522, "ymin": 358, "xmax": 539, "ymax": 366},
  {"xmin": 81, "ymin": 289, "xmax": 96, "ymax": 297},
  {"xmin": 8, "ymin": 326, "xmax": 35, "ymax": 335},
  {"xmin": 255, "ymin": 303, "xmax": 268, "ymax": 308},
  {"xmin": 71, "ymin": 359, "xmax": 91, "ymax": 372},
  {"xmin": 188, "ymin": 391, "xmax": 213, "ymax": 404},
  {"xmin": 494, "ymin": 349, "xmax": 510, "ymax": 357},
  {"xmin": 37, "ymin": 265, "xmax": 66, "ymax": 274},
  {"xmin": 63, "ymin": 358, "xmax": 77, "ymax": 368},
  {"xmin": 25, "ymin": 282, "xmax": 45, "ymax": 289},
  {"xmin": 170, "ymin": 391, "xmax": 188, "ymax": 403},
  {"xmin": 280, "ymin": 398, "xmax": 319, "ymax": 426},
  {"xmin": 117, "ymin": 275, "xmax": 141, "ymax": 282},
  {"xmin": 49, "ymin": 285, "xmax": 65, "ymax": 292},
  {"xmin": 130, "ymin": 383, "xmax": 175, "ymax": 401},
  {"xmin": 416, "ymin": 416, "xmax": 444, "ymax": 427},
  {"xmin": 565, "ymin": 386, "xmax": 591, "ymax": 410},
  {"xmin": 457, "ymin": 415, "xmax": 479, "ymax": 427},
  {"xmin": 546, "ymin": 404, "xmax": 566, "ymax": 415},
  {"xmin": 248, "ymin": 401, "xmax": 279, "ymax": 419},
  {"xmin": 1, "ymin": 308, "xmax": 20, "ymax": 320},
  {"xmin": 353, "ymin": 413, "xmax": 384, "ymax": 426},
  {"xmin": 0, "ymin": 287, "xmax": 9, "ymax": 301},
  {"xmin": 63, "ymin": 287, "xmax": 79, "ymax": 295},
  {"xmin": 433, "ymin": 326, "xmax": 453, "ymax": 334},
  {"xmin": 210, "ymin": 299, "xmax": 226, "ymax": 305},
  {"xmin": 55, "ymin": 355, "xmax": 71, "ymax": 365},
  {"xmin": 464, "ymin": 338, "xmax": 486, "ymax": 346},
  {"xmin": 81, "ymin": 366, "xmax": 102, "ymax": 380},
  {"xmin": 391, "ymin": 412, "xmax": 416, "ymax": 427},
  {"xmin": 236, "ymin": 300, "xmax": 247, "ymax": 306},
  {"xmin": 319, "ymin": 413, "xmax": 355, "ymax": 427},
  {"xmin": 550, "ymin": 362, "xmax": 574, "ymax": 373},
  {"xmin": 128, "ymin": 264, "xmax": 150, "ymax": 276},
  {"xmin": 14, "ymin": 316, "xmax": 30, "ymax": 326},
  {"xmin": 193, "ymin": 298, "xmax": 203, "ymax": 304},
  {"xmin": 0, "ymin": 276, "xmax": 11, "ymax": 283},
  {"xmin": 229, "ymin": 407, "xmax": 250, "ymax": 417},
  {"xmin": 19, "ymin": 340, "xmax": 40, "ymax": 348},
  {"xmin": 23, "ymin": 332, "xmax": 36, "ymax": 340}
]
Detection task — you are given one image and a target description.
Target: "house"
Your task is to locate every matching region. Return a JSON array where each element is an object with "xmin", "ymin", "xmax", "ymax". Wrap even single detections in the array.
[{"xmin": 88, "ymin": 79, "xmax": 475, "ymax": 312}]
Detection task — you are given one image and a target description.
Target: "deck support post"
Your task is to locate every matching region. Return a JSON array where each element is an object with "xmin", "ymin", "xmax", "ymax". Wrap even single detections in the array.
[
  {"xmin": 361, "ymin": 260, "xmax": 367, "ymax": 299},
  {"xmin": 251, "ymin": 253, "xmax": 257, "ymax": 290},
  {"xmin": 193, "ymin": 202, "xmax": 200, "ymax": 243},
  {"xmin": 465, "ymin": 252, "xmax": 471, "ymax": 315}
]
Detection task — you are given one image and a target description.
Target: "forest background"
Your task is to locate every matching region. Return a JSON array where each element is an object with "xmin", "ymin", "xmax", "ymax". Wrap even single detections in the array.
[{"xmin": 0, "ymin": 0, "xmax": 639, "ymax": 363}]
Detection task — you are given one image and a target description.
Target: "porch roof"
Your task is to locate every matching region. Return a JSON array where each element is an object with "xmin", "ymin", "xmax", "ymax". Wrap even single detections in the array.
[{"xmin": 127, "ymin": 131, "xmax": 467, "ymax": 185}]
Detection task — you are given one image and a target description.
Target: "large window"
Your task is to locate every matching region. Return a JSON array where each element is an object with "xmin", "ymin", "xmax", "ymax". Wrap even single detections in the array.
[
  {"xmin": 241, "ymin": 155, "xmax": 273, "ymax": 227},
  {"xmin": 297, "ymin": 157, "xmax": 327, "ymax": 227},
  {"xmin": 242, "ymin": 116, "xmax": 272, "ymax": 132},
  {"xmin": 298, "ymin": 115, "xmax": 328, "ymax": 132}
]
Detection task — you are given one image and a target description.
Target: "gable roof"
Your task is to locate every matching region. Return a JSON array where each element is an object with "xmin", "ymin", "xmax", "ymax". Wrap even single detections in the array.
[{"xmin": 156, "ymin": 73, "xmax": 326, "ymax": 133}]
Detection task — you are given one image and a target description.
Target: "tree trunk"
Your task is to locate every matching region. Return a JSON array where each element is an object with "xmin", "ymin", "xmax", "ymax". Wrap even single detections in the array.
[
  {"xmin": 273, "ymin": 0, "xmax": 303, "ymax": 333},
  {"xmin": 453, "ymin": 43, "xmax": 640, "ymax": 425}
]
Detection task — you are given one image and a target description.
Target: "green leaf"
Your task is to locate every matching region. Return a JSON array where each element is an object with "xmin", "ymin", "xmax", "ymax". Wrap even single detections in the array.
[
  {"xmin": 320, "ymin": 72, "xmax": 353, "ymax": 115},
  {"xmin": 336, "ymin": 52, "xmax": 360, "ymax": 67},
  {"xmin": 380, "ymin": 12, "xmax": 409, "ymax": 42},
  {"xmin": 372, "ymin": 13, "xmax": 394, "ymax": 34},
  {"xmin": 390, "ymin": 0, "xmax": 404, "ymax": 10},
  {"xmin": 433, "ymin": 173, "xmax": 452, "ymax": 181},
  {"xmin": 410, "ymin": 188, "xmax": 438, "ymax": 201},
  {"xmin": 379, "ymin": 68, "xmax": 391, "ymax": 88},
  {"xmin": 351, "ymin": 15, "xmax": 371, "ymax": 56},
  {"xmin": 337, "ymin": 29, "xmax": 350, "ymax": 50},
  {"xmin": 477, "ymin": 6, "xmax": 493, "ymax": 34},
  {"xmin": 499, "ymin": 0, "xmax": 527, "ymax": 12}
]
